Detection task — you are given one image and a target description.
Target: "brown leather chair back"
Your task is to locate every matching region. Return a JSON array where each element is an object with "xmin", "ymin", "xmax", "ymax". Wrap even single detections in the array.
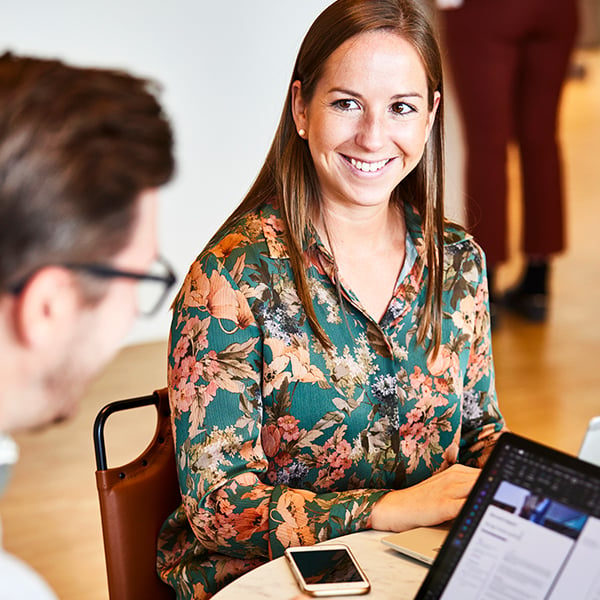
[{"xmin": 93, "ymin": 388, "xmax": 180, "ymax": 600}]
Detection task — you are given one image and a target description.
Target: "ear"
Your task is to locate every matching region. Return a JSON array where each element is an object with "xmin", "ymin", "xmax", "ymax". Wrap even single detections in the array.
[
  {"xmin": 14, "ymin": 267, "xmax": 81, "ymax": 349},
  {"xmin": 425, "ymin": 90, "xmax": 441, "ymax": 141},
  {"xmin": 291, "ymin": 80, "xmax": 309, "ymax": 137}
]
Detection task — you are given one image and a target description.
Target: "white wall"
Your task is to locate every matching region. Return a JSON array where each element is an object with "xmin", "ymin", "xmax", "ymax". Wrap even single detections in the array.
[{"xmin": 3, "ymin": 0, "xmax": 464, "ymax": 345}]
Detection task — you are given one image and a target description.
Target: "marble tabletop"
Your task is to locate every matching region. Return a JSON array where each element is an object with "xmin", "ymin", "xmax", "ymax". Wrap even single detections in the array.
[{"xmin": 212, "ymin": 530, "xmax": 430, "ymax": 599}]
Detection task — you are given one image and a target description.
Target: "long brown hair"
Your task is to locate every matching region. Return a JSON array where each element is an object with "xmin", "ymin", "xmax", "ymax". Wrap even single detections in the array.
[{"xmin": 220, "ymin": 0, "xmax": 445, "ymax": 353}]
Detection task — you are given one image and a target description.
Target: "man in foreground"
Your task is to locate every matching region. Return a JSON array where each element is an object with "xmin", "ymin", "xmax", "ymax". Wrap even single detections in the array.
[{"xmin": 0, "ymin": 51, "xmax": 176, "ymax": 598}]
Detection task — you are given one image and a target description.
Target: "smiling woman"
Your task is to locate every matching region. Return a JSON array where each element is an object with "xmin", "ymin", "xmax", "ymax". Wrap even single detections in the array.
[
  {"xmin": 157, "ymin": 1, "xmax": 505, "ymax": 598},
  {"xmin": 291, "ymin": 30, "xmax": 440, "ymax": 320}
]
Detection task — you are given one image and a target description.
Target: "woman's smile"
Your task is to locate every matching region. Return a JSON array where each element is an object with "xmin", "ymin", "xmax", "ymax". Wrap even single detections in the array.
[{"xmin": 343, "ymin": 155, "xmax": 394, "ymax": 174}]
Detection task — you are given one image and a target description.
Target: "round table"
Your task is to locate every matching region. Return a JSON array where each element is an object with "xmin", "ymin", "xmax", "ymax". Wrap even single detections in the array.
[{"xmin": 212, "ymin": 530, "xmax": 429, "ymax": 599}]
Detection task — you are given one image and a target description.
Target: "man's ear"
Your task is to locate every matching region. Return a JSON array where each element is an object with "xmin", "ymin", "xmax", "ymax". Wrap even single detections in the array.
[
  {"xmin": 14, "ymin": 267, "xmax": 80, "ymax": 349},
  {"xmin": 291, "ymin": 80, "xmax": 309, "ymax": 137}
]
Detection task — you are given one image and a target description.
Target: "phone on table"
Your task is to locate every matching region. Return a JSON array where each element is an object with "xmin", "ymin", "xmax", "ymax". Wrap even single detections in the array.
[{"xmin": 284, "ymin": 544, "xmax": 371, "ymax": 597}]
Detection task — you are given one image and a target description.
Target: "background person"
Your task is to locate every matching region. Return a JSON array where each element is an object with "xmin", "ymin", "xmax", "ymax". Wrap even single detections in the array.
[
  {"xmin": 158, "ymin": 1, "xmax": 505, "ymax": 598},
  {"xmin": 437, "ymin": 0, "xmax": 579, "ymax": 325},
  {"xmin": 0, "ymin": 52, "xmax": 175, "ymax": 598}
]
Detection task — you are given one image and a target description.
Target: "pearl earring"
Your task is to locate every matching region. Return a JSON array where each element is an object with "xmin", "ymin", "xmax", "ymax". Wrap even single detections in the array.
[{"xmin": 298, "ymin": 129, "xmax": 306, "ymax": 138}]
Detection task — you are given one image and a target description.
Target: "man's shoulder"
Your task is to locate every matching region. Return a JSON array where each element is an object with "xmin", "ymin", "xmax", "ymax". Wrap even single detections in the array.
[{"xmin": 0, "ymin": 547, "xmax": 57, "ymax": 600}]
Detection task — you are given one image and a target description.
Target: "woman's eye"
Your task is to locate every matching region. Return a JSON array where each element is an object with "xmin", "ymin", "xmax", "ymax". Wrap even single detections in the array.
[
  {"xmin": 333, "ymin": 98, "xmax": 359, "ymax": 110},
  {"xmin": 391, "ymin": 102, "xmax": 416, "ymax": 115}
]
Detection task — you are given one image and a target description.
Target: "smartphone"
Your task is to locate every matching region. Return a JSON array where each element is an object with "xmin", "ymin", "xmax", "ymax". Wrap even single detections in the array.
[{"xmin": 284, "ymin": 544, "xmax": 371, "ymax": 596}]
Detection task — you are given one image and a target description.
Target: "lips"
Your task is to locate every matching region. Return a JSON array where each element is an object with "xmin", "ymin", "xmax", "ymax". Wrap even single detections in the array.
[{"xmin": 345, "ymin": 155, "xmax": 391, "ymax": 173}]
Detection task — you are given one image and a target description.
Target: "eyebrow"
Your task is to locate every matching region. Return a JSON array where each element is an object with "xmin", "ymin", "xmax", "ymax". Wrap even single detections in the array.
[{"xmin": 327, "ymin": 87, "xmax": 425, "ymax": 100}]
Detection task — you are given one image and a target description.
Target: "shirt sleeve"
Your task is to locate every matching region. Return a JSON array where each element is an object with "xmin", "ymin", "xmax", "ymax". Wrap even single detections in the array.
[
  {"xmin": 168, "ymin": 253, "xmax": 388, "ymax": 562},
  {"xmin": 456, "ymin": 249, "xmax": 506, "ymax": 466}
]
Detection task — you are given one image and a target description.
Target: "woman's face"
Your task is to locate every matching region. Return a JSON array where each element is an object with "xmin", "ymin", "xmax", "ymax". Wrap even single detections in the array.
[{"xmin": 292, "ymin": 30, "xmax": 440, "ymax": 211}]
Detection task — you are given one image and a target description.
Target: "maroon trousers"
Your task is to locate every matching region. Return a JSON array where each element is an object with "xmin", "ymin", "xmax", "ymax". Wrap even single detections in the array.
[{"xmin": 441, "ymin": 0, "xmax": 578, "ymax": 266}]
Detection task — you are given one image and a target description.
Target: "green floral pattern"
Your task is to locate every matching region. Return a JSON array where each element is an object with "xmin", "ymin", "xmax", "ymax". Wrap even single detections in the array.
[{"xmin": 157, "ymin": 201, "xmax": 505, "ymax": 599}]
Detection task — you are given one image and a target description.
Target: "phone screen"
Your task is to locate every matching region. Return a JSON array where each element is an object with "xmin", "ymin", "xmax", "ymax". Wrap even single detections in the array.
[{"xmin": 289, "ymin": 547, "xmax": 365, "ymax": 584}]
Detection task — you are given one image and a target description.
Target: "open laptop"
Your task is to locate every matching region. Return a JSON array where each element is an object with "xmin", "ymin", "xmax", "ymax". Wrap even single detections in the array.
[
  {"xmin": 412, "ymin": 431, "xmax": 600, "ymax": 599},
  {"xmin": 382, "ymin": 522, "xmax": 450, "ymax": 565},
  {"xmin": 578, "ymin": 416, "xmax": 600, "ymax": 466},
  {"xmin": 383, "ymin": 417, "xmax": 600, "ymax": 565}
]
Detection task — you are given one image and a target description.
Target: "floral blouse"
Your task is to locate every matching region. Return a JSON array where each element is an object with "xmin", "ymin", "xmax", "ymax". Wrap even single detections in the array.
[{"xmin": 157, "ymin": 200, "xmax": 505, "ymax": 599}]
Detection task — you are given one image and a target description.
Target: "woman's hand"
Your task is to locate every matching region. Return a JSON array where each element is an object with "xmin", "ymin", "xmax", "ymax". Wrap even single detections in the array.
[{"xmin": 370, "ymin": 464, "xmax": 480, "ymax": 532}]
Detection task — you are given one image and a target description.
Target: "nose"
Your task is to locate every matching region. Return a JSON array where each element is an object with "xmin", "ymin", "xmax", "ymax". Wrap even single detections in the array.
[{"xmin": 355, "ymin": 111, "xmax": 385, "ymax": 151}]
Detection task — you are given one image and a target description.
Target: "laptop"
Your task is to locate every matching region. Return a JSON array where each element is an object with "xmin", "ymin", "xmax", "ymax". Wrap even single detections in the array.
[
  {"xmin": 382, "ymin": 523, "xmax": 450, "ymax": 565},
  {"xmin": 383, "ymin": 418, "xmax": 600, "ymax": 565},
  {"xmin": 578, "ymin": 416, "xmax": 600, "ymax": 466},
  {"xmin": 413, "ymin": 431, "xmax": 600, "ymax": 599}
]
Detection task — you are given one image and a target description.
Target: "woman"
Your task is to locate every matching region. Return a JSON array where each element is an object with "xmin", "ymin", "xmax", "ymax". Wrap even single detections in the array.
[{"xmin": 158, "ymin": 0, "xmax": 505, "ymax": 597}]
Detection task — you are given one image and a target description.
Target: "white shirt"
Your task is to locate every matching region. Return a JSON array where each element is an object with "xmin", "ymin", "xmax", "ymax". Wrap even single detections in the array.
[
  {"xmin": 0, "ymin": 546, "xmax": 58, "ymax": 600},
  {"xmin": 0, "ymin": 435, "xmax": 57, "ymax": 599}
]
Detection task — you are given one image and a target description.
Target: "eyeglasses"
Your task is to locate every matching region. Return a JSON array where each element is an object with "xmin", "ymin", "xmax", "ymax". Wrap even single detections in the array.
[{"xmin": 9, "ymin": 255, "xmax": 177, "ymax": 317}]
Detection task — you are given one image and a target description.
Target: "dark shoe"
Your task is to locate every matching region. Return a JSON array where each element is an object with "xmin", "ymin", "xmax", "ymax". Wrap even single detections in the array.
[
  {"xmin": 503, "ymin": 288, "xmax": 548, "ymax": 322},
  {"xmin": 503, "ymin": 257, "xmax": 549, "ymax": 322}
]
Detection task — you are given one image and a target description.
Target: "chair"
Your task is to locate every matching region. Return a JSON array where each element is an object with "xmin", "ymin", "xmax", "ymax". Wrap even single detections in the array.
[{"xmin": 93, "ymin": 387, "xmax": 180, "ymax": 600}]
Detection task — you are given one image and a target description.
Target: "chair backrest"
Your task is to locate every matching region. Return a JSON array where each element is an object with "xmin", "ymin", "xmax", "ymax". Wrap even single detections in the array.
[{"xmin": 93, "ymin": 387, "xmax": 180, "ymax": 600}]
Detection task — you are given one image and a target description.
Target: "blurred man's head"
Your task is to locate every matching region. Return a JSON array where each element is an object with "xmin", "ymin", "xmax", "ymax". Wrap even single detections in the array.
[{"xmin": 0, "ymin": 52, "xmax": 175, "ymax": 432}]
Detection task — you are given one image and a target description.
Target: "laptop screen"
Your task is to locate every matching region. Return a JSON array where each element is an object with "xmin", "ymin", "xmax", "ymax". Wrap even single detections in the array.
[{"xmin": 415, "ymin": 432, "xmax": 600, "ymax": 600}]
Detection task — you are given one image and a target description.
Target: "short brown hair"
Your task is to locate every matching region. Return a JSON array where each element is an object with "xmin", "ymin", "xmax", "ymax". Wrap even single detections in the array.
[{"xmin": 0, "ymin": 52, "xmax": 175, "ymax": 292}]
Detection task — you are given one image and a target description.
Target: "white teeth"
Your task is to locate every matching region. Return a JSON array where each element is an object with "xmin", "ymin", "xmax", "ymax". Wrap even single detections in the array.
[{"xmin": 349, "ymin": 157, "xmax": 389, "ymax": 173}]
